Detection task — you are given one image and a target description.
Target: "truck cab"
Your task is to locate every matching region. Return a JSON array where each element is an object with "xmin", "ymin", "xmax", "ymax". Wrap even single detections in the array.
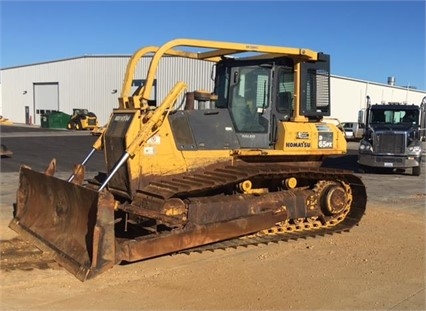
[{"xmin": 358, "ymin": 102, "xmax": 424, "ymax": 176}]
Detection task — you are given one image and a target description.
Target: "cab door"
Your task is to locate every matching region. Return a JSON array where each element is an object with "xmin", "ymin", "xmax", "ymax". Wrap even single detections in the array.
[
  {"xmin": 228, "ymin": 65, "xmax": 272, "ymax": 149},
  {"xmin": 270, "ymin": 66, "xmax": 295, "ymax": 145}
]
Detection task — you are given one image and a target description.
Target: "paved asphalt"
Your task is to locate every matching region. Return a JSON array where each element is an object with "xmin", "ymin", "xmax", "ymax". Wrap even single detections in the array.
[{"xmin": 1, "ymin": 125, "xmax": 105, "ymax": 174}]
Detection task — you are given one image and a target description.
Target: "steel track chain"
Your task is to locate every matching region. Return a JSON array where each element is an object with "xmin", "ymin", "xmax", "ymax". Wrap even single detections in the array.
[{"xmin": 178, "ymin": 179, "xmax": 358, "ymax": 255}]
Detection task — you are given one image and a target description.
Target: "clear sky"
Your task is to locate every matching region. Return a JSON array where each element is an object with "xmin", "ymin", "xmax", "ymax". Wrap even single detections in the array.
[{"xmin": 1, "ymin": 1, "xmax": 425, "ymax": 90}]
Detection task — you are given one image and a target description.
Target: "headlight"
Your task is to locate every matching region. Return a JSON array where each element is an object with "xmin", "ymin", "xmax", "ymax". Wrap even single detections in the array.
[
  {"xmin": 359, "ymin": 141, "xmax": 372, "ymax": 152},
  {"xmin": 408, "ymin": 145, "xmax": 422, "ymax": 154}
]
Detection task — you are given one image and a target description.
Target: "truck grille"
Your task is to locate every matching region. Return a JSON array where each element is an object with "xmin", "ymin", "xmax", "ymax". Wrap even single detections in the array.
[{"xmin": 374, "ymin": 133, "xmax": 405, "ymax": 154}]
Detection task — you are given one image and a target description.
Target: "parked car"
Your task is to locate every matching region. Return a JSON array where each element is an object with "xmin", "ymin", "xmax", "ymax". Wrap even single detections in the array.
[
  {"xmin": 323, "ymin": 117, "xmax": 346, "ymax": 138},
  {"xmin": 341, "ymin": 122, "xmax": 363, "ymax": 141}
]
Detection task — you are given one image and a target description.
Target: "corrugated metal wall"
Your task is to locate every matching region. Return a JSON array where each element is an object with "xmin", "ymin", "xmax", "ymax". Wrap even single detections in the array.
[
  {"xmin": 1, "ymin": 57, "xmax": 425, "ymax": 126},
  {"xmin": 1, "ymin": 56, "xmax": 215, "ymax": 126},
  {"xmin": 1, "ymin": 57, "xmax": 128, "ymax": 125}
]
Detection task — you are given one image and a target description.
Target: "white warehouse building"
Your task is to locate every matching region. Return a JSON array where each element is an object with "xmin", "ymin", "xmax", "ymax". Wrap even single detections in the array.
[{"xmin": 1, "ymin": 55, "xmax": 425, "ymax": 126}]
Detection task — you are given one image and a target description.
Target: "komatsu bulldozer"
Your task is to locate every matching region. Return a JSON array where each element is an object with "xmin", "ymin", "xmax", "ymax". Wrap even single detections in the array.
[{"xmin": 9, "ymin": 39, "xmax": 367, "ymax": 281}]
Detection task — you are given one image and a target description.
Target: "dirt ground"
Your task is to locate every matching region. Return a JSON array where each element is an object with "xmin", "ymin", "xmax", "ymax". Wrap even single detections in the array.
[{"xmin": 0, "ymin": 127, "xmax": 425, "ymax": 310}]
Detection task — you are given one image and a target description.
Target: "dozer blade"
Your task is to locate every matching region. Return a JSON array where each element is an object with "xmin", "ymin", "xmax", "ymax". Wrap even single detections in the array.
[{"xmin": 9, "ymin": 166, "xmax": 116, "ymax": 281}]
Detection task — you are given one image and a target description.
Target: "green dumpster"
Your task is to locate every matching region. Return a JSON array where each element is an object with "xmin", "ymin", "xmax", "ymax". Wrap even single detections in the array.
[{"xmin": 40, "ymin": 111, "xmax": 71, "ymax": 129}]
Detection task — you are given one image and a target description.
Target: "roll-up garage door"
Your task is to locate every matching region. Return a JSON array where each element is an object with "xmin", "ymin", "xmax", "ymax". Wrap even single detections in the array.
[{"xmin": 34, "ymin": 83, "xmax": 59, "ymax": 125}]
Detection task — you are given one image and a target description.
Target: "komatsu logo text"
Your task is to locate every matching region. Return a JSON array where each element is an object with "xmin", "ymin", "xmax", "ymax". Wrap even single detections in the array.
[{"xmin": 286, "ymin": 142, "xmax": 311, "ymax": 148}]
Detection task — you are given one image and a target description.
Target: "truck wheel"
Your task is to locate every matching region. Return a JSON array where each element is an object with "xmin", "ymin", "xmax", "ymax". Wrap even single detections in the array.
[{"xmin": 412, "ymin": 165, "xmax": 421, "ymax": 176}]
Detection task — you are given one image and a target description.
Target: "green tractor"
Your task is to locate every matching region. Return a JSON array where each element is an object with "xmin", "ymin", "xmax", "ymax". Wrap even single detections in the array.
[{"xmin": 67, "ymin": 108, "xmax": 99, "ymax": 130}]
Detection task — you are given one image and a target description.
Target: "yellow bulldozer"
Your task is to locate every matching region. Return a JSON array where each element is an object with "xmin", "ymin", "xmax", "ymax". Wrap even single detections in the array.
[{"xmin": 9, "ymin": 39, "xmax": 367, "ymax": 281}]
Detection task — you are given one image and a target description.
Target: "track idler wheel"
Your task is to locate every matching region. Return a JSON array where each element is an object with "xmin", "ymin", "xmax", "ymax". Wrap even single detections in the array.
[{"xmin": 318, "ymin": 181, "xmax": 351, "ymax": 216}]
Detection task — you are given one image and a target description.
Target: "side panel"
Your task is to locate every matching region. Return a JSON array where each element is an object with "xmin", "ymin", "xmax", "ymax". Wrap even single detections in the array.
[
  {"xmin": 169, "ymin": 109, "xmax": 240, "ymax": 150},
  {"xmin": 275, "ymin": 122, "xmax": 347, "ymax": 155}
]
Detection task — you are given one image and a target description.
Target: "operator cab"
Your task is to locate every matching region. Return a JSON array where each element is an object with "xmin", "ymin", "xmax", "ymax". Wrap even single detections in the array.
[{"xmin": 213, "ymin": 55, "xmax": 331, "ymax": 148}]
